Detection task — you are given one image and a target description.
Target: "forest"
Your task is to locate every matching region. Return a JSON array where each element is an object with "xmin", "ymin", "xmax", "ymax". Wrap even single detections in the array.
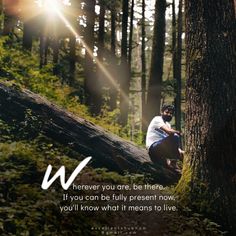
[{"xmin": 0, "ymin": 0, "xmax": 235, "ymax": 235}]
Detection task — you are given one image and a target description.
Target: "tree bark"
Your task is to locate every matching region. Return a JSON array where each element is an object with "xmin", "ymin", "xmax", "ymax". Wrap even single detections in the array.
[
  {"xmin": 119, "ymin": 0, "xmax": 130, "ymax": 126},
  {"xmin": 141, "ymin": 0, "xmax": 147, "ymax": 133},
  {"xmin": 97, "ymin": 0, "xmax": 105, "ymax": 62},
  {"xmin": 176, "ymin": 0, "xmax": 236, "ymax": 233},
  {"xmin": 39, "ymin": 35, "xmax": 46, "ymax": 69},
  {"xmin": 0, "ymin": 82, "xmax": 180, "ymax": 185},
  {"xmin": 128, "ymin": 0, "xmax": 134, "ymax": 67},
  {"xmin": 0, "ymin": 0, "xmax": 2, "ymax": 31},
  {"xmin": 53, "ymin": 37, "xmax": 59, "ymax": 75},
  {"xmin": 174, "ymin": 0, "xmax": 183, "ymax": 132},
  {"xmin": 146, "ymin": 0, "xmax": 166, "ymax": 126},
  {"xmin": 110, "ymin": 6, "xmax": 116, "ymax": 56},
  {"xmin": 2, "ymin": 0, "xmax": 18, "ymax": 35},
  {"xmin": 69, "ymin": 34, "xmax": 76, "ymax": 85},
  {"xmin": 108, "ymin": 6, "xmax": 118, "ymax": 110},
  {"xmin": 94, "ymin": 0, "xmax": 106, "ymax": 115},
  {"xmin": 22, "ymin": 21, "xmax": 33, "ymax": 51},
  {"xmin": 84, "ymin": 0, "xmax": 96, "ymax": 112},
  {"xmin": 2, "ymin": 14, "xmax": 15, "ymax": 36},
  {"xmin": 172, "ymin": 0, "xmax": 178, "ymax": 126}
]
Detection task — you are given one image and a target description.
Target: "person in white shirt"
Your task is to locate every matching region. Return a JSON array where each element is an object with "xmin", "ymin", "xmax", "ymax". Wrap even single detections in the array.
[{"xmin": 146, "ymin": 105, "xmax": 183, "ymax": 171}]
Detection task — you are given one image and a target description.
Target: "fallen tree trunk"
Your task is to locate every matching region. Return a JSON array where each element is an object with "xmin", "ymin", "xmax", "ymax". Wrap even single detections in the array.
[{"xmin": 0, "ymin": 82, "xmax": 179, "ymax": 184}]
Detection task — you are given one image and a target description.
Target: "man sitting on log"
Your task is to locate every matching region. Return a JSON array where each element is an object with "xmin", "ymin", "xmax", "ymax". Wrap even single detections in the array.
[{"xmin": 146, "ymin": 104, "xmax": 184, "ymax": 172}]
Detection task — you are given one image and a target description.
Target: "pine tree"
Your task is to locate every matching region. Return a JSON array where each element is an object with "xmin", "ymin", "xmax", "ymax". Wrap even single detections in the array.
[{"xmin": 146, "ymin": 0, "xmax": 166, "ymax": 125}]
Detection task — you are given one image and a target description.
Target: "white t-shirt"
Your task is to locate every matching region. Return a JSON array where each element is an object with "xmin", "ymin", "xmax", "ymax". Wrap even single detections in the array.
[{"xmin": 146, "ymin": 116, "xmax": 171, "ymax": 150}]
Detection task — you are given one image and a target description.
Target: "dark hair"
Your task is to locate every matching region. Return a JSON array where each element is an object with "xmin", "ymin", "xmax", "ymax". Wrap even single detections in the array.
[{"xmin": 161, "ymin": 104, "xmax": 175, "ymax": 113}]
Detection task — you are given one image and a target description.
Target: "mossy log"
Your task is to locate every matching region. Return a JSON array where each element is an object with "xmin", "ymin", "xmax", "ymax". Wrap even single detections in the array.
[{"xmin": 0, "ymin": 82, "xmax": 180, "ymax": 184}]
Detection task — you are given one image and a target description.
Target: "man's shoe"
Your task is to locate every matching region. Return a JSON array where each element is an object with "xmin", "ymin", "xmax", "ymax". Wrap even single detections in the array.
[
  {"xmin": 166, "ymin": 159, "xmax": 182, "ymax": 173},
  {"xmin": 178, "ymin": 148, "xmax": 185, "ymax": 160}
]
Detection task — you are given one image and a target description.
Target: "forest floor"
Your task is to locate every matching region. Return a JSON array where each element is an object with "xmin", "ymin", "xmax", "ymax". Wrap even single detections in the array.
[
  {"xmin": 0, "ymin": 109, "xmax": 226, "ymax": 236},
  {"xmin": 75, "ymin": 174, "xmax": 226, "ymax": 236},
  {"xmin": 0, "ymin": 134, "xmax": 225, "ymax": 236}
]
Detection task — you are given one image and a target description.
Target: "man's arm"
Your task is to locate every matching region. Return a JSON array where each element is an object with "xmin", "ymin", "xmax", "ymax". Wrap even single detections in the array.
[{"xmin": 160, "ymin": 124, "xmax": 180, "ymax": 135}]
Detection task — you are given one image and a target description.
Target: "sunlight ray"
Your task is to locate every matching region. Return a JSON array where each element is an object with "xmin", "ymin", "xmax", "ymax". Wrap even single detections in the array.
[{"xmin": 53, "ymin": 7, "xmax": 131, "ymax": 108}]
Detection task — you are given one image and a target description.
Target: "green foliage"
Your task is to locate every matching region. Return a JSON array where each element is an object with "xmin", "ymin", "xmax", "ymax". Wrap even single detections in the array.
[
  {"xmin": 0, "ymin": 117, "xmax": 147, "ymax": 235},
  {"xmin": 175, "ymin": 208, "xmax": 227, "ymax": 235},
  {"xmin": 0, "ymin": 36, "xmax": 126, "ymax": 138},
  {"xmin": 94, "ymin": 168, "xmax": 145, "ymax": 184},
  {"xmin": 0, "ymin": 140, "xmax": 127, "ymax": 235}
]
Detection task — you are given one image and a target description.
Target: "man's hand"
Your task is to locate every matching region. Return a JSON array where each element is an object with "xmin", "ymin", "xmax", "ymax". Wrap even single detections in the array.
[
  {"xmin": 160, "ymin": 125, "xmax": 181, "ymax": 135},
  {"xmin": 174, "ymin": 130, "xmax": 181, "ymax": 135}
]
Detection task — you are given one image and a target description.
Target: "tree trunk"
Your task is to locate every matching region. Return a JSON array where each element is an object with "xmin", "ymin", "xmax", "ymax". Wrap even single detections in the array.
[
  {"xmin": 22, "ymin": 21, "xmax": 33, "ymax": 51},
  {"xmin": 2, "ymin": 0, "xmax": 18, "ymax": 35},
  {"xmin": 69, "ymin": 34, "xmax": 76, "ymax": 85},
  {"xmin": 94, "ymin": 0, "xmax": 106, "ymax": 115},
  {"xmin": 2, "ymin": 14, "xmax": 15, "ymax": 35},
  {"xmin": 110, "ymin": 6, "xmax": 116, "ymax": 56},
  {"xmin": 53, "ymin": 37, "xmax": 59, "ymax": 75},
  {"xmin": 234, "ymin": 0, "xmax": 236, "ymax": 15},
  {"xmin": 39, "ymin": 35, "xmax": 46, "ymax": 69},
  {"xmin": 141, "ymin": 0, "xmax": 147, "ymax": 133},
  {"xmin": 108, "ymin": 6, "xmax": 118, "ymax": 110},
  {"xmin": 172, "ymin": 0, "xmax": 177, "ymax": 125},
  {"xmin": 0, "ymin": 0, "xmax": 2, "ymax": 33},
  {"xmin": 128, "ymin": 0, "xmax": 134, "ymax": 66},
  {"xmin": 0, "ymin": 82, "xmax": 180, "ymax": 185},
  {"xmin": 84, "ymin": 0, "xmax": 96, "ymax": 112},
  {"xmin": 119, "ymin": 0, "xmax": 130, "ymax": 126},
  {"xmin": 0, "ymin": 0, "xmax": 2, "ymax": 14},
  {"xmin": 172, "ymin": 0, "xmax": 176, "ymax": 59},
  {"xmin": 174, "ymin": 0, "xmax": 183, "ymax": 132},
  {"xmin": 97, "ymin": 0, "xmax": 105, "ymax": 62},
  {"xmin": 176, "ymin": 0, "xmax": 236, "ymax": 233},
  {"xmin": 146, "ymin": 0, "xmax": 166, "ymax": 126}
]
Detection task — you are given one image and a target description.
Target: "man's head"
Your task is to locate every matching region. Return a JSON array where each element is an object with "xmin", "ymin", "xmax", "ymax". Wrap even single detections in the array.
[{"xmin": 161, "ymin": 104, "xmax": 175, "ymax": 122}]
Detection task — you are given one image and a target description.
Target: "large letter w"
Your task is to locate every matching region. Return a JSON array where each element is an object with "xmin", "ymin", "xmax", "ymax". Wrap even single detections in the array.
[{"xmin": 41, "ymin": 156, "xmax": 92, "ymax": 190}]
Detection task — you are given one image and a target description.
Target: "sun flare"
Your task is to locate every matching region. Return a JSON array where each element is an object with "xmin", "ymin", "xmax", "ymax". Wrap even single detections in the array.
[
  {"xmin": 24, "ymin": 0, "xmax": 130, "ymax": 109},
  {"xmin": 43, "ymin": 0, "xmax": 61, "ymax": 15}
]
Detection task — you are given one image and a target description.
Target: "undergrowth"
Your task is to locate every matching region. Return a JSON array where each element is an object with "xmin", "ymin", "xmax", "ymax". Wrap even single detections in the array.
[
  {"xmin": 0, "ymin": 36, "xmax": 137, "ymax": 142},
  {"xmin": 0, "ymin": 118, "xmax": 145, "ymax": 235}
]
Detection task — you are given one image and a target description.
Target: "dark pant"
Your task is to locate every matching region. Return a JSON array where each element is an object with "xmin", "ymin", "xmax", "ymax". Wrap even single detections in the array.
[{"xmin": 149, "ymin": 134, "xmax": 180, "ymax": 165}]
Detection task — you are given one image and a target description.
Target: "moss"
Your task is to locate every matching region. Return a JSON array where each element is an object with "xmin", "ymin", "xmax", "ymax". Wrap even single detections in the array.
[
  {"xmin": 175, "ymin": 155, "xmax": 193, "ymax": 204},
  {"xmin": 174, "ymin": 154, "xmax": 233, "ymax": 233}
]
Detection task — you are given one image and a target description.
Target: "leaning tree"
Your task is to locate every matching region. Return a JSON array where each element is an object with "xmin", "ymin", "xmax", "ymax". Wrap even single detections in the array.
[{"xmin": 177, "ymin": 0, "xmax": 236, "ymax": 233}]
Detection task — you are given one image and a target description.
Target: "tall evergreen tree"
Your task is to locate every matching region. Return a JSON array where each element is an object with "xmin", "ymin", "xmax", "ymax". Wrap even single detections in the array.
[
  {"xmin": 22, "ymin": 21, "xmax": 33, "ymax": 50},
  {"xmin": 67, "ymin": 0, "xmax": 80, "ymax": 85},
  {"xmin": 39, "ymin": 35, "xmax": 47, "ymax": 68},
  {"xmin": 97, "ymin": 0, "xmax": 105, "ymax": 62},
  {"xmin": 94, "ymin": 0, "xmax": 106, "ymax": 114},
  {"xmin": 141, "ymin": 0, "xmax": 147, "ymax": 133},
  {"xmin": 172, "ymin": 0, "xmax": 177, "ymax": 123},
  {"xmin": 146, "ymin": 0, "xmax": 166, "ymax": 125},
  {"xmin": 21, "ymin": 1, "xmax": 37, "ymax": 50},
  {"xmin": 128, "ymin": 0, "xmax": 134, "ymax": 66},
  {"xmin": 177, "ymin": 0, "xmax": 236, "ymax": 233},
  {"xmin": 119, "ymin": 0, "xmax": 130, "ymax": 125},
  {"xmin": 110, "ymin": 4, "xmax": 116, "ymax": 56},
  {"xmin": 174, "ymin": 0, "xmax": 183, "ymax": 131},
  {"xmin": 52, "ymin": 37, "xmax": 59, "ymax": 75},
  {"xmin": 84, "ymin": 0, "xmax": 96, "ymax": 112},
  {"xmin": 2, "ymin": 0, "xmax": 17, "ymax": 35},
  {"xmin": 69, "ymin": 34, "xmax": 76, "ymax": 84},
  {"xmin": 108, "ymin": 1, "xmax": 118, "ymax": 110}
]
